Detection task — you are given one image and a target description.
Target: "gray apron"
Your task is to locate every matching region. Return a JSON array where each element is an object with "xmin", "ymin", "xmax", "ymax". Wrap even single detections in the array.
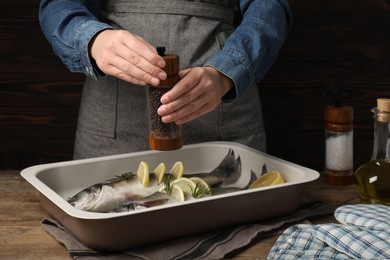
[{"xmin": 74, "ymin": 0, "xmax": 266, "ymax": 159}]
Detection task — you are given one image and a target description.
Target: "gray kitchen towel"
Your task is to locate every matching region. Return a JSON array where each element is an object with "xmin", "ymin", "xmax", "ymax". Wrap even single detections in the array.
[{"xmin": 41, "ymin": 200, "xmax": 336, "ymax": 260}]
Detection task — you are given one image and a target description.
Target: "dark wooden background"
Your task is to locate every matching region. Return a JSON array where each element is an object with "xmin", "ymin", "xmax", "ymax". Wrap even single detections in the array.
[{"xmin": 1, "ymin": 0, "xmax": 390, "ymax": 171}]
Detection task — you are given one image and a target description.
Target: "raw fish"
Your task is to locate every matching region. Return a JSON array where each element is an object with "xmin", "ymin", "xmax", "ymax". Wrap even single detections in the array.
[{"xmin": 67, "ymin": 149, "xmax": 242, "ymax": 213}]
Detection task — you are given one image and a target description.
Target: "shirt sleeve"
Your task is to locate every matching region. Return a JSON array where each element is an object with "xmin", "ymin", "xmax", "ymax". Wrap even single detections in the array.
[
  {"xmin": 204, "ymin": 0, "xmax": 292, "ymax": 101},
  {"xmin": 39, "ymin": 0, "xmax": 113, "ymax": 79}
]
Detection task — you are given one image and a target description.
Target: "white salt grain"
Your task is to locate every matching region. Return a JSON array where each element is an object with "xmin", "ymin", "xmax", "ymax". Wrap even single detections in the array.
[{"xmin": 326, "ymin": 131, "xmax": 353, "ymax": 171}]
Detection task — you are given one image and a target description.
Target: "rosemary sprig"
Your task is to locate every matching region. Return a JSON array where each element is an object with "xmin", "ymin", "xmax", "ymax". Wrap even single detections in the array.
[
  {"xmin": 115, "ymin": 172, "xmax": 133, "ymax": 181},
  {"xmin": 162, "ymin": 175, "xmax": 173, "ymax": 195},
  {"xmin": 190, "ymin": 183, "xmax": 212, "ymax": 199}
]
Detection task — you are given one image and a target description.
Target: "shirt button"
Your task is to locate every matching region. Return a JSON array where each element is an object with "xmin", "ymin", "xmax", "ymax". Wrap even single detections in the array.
[{"xmin": 85, "ymin": 67, "xmax": 93, "ymax": 76}]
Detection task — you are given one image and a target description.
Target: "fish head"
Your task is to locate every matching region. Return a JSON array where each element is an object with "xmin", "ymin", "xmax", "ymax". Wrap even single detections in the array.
[{"xmin": 67, "ymin": 184, "xmax": 102, "ymax": 210}]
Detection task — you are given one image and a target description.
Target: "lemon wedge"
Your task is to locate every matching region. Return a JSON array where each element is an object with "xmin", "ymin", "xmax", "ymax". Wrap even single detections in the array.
[
  {"xmin": 190, "ymin": 177, "xmax": 211, "ymax": 194},
  {"xmin": 249, "ymin": 170, "xmax": 285, "ymax": 189},
  {"xmin": 170, "ymin": 161, "xmax": 184, "ymax": 179},
  {"xmin": 153, "ymin": 162, "xmax": 166, "ymax": 185},
  {"xmin": 172, "ymin": 177, "xmax": 197, "ymax": 195},
  {"xmin": 137, "ymin": 161, "xmax": 149, "ymax": 187}
]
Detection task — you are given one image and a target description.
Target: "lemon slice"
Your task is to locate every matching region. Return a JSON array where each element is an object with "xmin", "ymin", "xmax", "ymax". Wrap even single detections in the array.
[
  {"xmin": 172, "ymin": 177, "xmax": 197, "ymax": 195},
  {"xmin": 159, "ymin": 185, "xmax": 185, "ymax": 202},
  {"xmin": 153, "ymin": 162, "xmax": 166, "ymax": 185},
  {"xmin": 170, "ymin": 161, "xmax": 184, "ymax": 179},
  {"xmin": 249, "ymin": 171, "xmax": 285, "ymax": 189},
  {"xmin": 137, "ymin": 161, "xmax": 149, "ymax": 187},
  {"xmin": 158, "ymin": 179, "xmax": 186, "ymax": 202},
  {"xmin": 170, "ymin": 186, "xmax": 185, "ymax": 202},
  {"xmin": 190, "ymin": 177, "xmax": 211, "ymax": 194}
]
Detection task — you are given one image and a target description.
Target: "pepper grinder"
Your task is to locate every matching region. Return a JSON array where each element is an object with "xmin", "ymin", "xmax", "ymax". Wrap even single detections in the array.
[
  {"xmin": 324, "ymin": 104, "xmax": 354, "ymax": 185},
  {"xmin": 147, "ymin": 46, "xmax": 183, "ymax": 151}
]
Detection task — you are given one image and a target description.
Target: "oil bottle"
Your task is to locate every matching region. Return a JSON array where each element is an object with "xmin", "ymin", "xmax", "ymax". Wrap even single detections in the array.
[
  {"xmin": 354, "ymin": 98, "xmax": 390, "ymax": 205},
  {"xmin": 147, "ymin": 46, "xmax": 183, "ymax": 151}
]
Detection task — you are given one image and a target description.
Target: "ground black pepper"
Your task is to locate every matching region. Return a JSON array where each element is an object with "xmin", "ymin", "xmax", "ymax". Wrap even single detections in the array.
[{"xmin": 148, "ymin": 87, "xmax": 173, "ymax": 134}]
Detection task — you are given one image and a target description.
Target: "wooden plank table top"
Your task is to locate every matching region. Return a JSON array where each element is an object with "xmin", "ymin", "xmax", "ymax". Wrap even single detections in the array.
[{"xmin": 0, "ymin": 170, "xmax": 359, "ymax": 259}]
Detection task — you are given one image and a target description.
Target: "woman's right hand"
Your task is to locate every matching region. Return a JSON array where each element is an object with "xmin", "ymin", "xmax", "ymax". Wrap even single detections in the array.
[{"xmin": 89, "ymin": 29, "xmax": 167, "ymax": 86}]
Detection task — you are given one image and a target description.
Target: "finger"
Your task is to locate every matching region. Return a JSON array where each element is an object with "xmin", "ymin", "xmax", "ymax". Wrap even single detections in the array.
[
  {"xmin": 105, "ymin": 64, "xmax": 147, "ymax": 86},
  {"xmin": 169, "ymin": 101, "xmax": 213, "ymax": 125},
  {"xmin": 160, "ymin": 73, "xmax": 201, "ymax": 104},
  {"xmin": 123, "ymin": 34, "xmax": 166, "ymax": 68},
  {"xmin": 135, "ymin": 37, "xmax": 167, "ymax": 68},
  {"xmin": 158, "ymin": 83, "xmax": 203, "ymax": 116},
  {"xmin": 115, "ymin": 35, "xmax": 167, "ymax": 80},
  {"xmin": 160, "ymin": 92, "xmax": 209, "ymax": 123},
  {"xmin": 102, "ymin": 55, "xmax": 149, "ymax": 84},
  {"xmin": 178, "ymin": 69, "xmax": 191, "ymax": 78},
  {"xmin": 115, "ymin": 47, "xmax": 166, "ymax": 84},
  {"xmin": 119, "ymin": 45, "xmax": 166, "ymax": 78}
]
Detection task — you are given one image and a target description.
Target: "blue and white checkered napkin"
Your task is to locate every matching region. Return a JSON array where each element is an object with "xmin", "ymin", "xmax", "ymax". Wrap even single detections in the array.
[{"xmin": 267, "ymin": 204, "xmax": 390, "ymax": 259}]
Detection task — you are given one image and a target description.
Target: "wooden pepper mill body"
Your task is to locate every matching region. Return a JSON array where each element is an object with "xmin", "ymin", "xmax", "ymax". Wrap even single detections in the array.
[{"xmin": 148, "ymin": 47, "xmax": 183, "ymax": 151}]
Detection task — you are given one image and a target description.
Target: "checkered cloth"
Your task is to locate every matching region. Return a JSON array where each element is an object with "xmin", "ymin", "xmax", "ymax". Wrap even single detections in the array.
[{"xmin": 268, "ymin": 204, "xmax": 390, "ymax": 259}]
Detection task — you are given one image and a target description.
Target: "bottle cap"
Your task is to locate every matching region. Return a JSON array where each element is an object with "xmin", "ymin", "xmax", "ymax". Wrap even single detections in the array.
[{"xmin": 325, "ymin": 106, "xmax": 353, "ymax": 132}]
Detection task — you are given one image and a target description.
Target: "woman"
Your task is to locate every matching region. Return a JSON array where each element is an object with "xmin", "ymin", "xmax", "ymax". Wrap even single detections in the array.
[{"xmin": 39, "ymin": 0, "xmax": 292, "ymax": 159}]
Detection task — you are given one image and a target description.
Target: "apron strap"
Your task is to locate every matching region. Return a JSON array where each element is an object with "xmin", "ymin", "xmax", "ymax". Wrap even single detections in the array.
[{"xmin": 105, "ymin": 0, "xmax": 236, "ymax": 25}]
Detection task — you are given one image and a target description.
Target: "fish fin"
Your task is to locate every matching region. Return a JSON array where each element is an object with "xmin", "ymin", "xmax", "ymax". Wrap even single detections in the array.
[
  {"xmin": 261, "ymin": 163, "xmax": 268, "ymax": 176},
  {"xmin": 220, "ymin": 155, "xmax": 241, "ymax": 186},
  {"xmin": 243, "ymin": 170, "xmax": 258, "ymax": 189},
  {"xmin": 185, "ymin": 149, "xmax": 241, "ymax": 187},
  {"xmin": 211, "ymin": 149, "xmax": 235, "ymax": 172}
]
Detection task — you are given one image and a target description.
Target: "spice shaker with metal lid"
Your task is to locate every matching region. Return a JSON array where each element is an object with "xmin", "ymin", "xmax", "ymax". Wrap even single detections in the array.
[
  {"xmin": 147, "ymin": 46, "xmax": 183, "ymax": 151},
  {"xmin": 324, "ymin": 104, "xmax": 354, "ymax": 185},
  {"xmin": 354, "ymin": 98, "xmax": 390, "ymax": 205}
]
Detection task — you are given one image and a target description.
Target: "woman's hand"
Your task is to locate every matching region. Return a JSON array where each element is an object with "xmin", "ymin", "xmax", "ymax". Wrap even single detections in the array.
[
  {"xmin": 89, "ymin": 29, "xmax": 167, "ymax": 86},
  {"xmin": 157, "ymin": 67, "xmax": 234, "ymax": 125}
]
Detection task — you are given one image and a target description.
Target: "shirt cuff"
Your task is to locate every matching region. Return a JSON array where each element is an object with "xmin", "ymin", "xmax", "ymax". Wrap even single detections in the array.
[
  {"xmin": 75, "ymin": 20, "xmax": 113, "ymax": 80},
  {"xmin": 205, "ymin": 49, "xmax": 252, "ymax": 102}
]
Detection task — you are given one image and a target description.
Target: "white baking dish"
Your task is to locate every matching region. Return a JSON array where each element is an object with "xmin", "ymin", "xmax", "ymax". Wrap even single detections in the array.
[{"xmin": 21, "ymin": 141, "xmax": 319, "ymax": 251}]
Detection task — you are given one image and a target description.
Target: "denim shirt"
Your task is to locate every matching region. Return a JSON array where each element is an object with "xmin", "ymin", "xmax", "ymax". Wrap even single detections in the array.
[{"xmin": 39, "ymin": 0, "xmax": 292, "ymax": 100}]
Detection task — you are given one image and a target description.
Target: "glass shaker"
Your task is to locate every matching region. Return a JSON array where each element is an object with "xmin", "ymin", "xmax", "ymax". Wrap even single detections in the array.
[
  {"xmin": 354, "ymin": 98, "xmax": 390, "ymax": 205},
  {"xmin": 148, "ymin": 46, "xmax": 183, "ymax": 151},
  {"xmin": 324, "ymin": 105, "xmax": 354, "ymax": 185}
]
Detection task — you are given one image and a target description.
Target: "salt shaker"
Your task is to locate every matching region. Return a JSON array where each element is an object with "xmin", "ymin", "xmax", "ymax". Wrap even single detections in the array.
[
  {"xmin": 147, "ymin": 46, "xmax": 183, "ymax": 151},
  {"xmin": 324, "ymin": 105, "xmax": 354, "ymax": 185}
]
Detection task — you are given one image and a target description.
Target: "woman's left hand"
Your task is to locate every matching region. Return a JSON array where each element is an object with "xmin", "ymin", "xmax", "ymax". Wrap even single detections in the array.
[{"xmin": 157, "ymin": 66, "xmax": 234, "ymax": 125}]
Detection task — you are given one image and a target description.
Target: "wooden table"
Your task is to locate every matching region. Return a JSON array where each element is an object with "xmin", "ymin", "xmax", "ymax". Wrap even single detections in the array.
[{"xmin": 0, "ymin": 170, "xmax": 359, "ymax": 259}]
